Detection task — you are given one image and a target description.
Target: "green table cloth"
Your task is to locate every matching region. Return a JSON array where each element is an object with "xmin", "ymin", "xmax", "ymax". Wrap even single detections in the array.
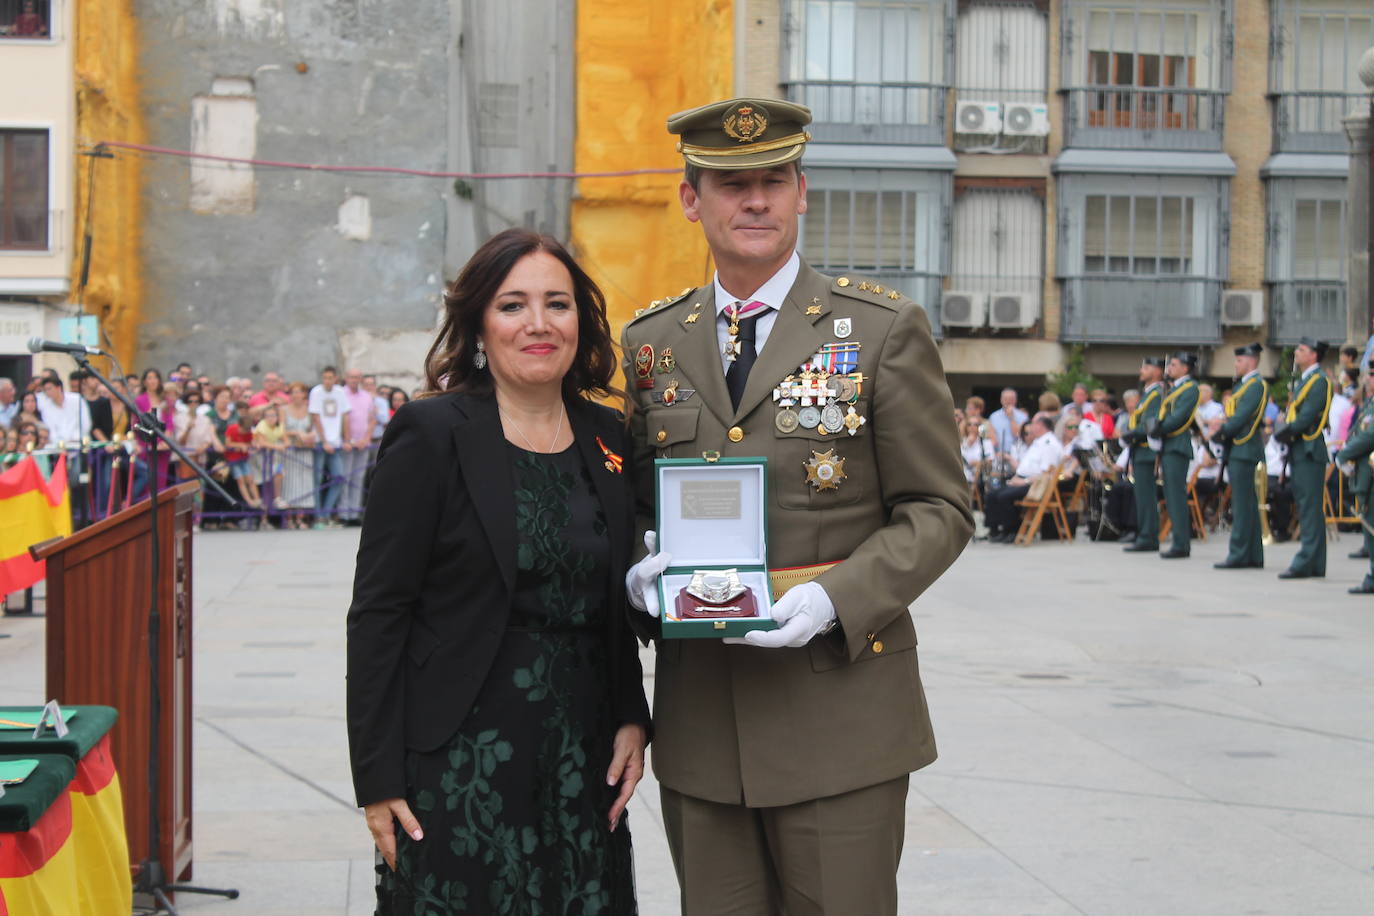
[
  {"xmin": 0, "ymin": 755, "xmax": 74, "ymax": 833},
  {"xmin": 0, "ymin": 706, "xmax": 118, "ymax": 761}
]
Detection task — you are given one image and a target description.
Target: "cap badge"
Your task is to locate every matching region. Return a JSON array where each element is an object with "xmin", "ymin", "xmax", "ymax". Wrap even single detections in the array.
[{"xmin": 724, "ymin": 104, "xmax": 769, "ymax": 143}]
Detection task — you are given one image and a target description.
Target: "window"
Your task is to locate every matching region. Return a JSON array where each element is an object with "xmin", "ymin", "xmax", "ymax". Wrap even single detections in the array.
[
  {"xmin": 1083, "ymin": 194, "xmax": 1195, "ymax": 274},
  {"xmin": 950, "ymin": 186, "xmax": 1044, "ymax": 294},
  {"xmin": 1271, "ymin": 0, "xmax": 1374, "ymax": 138},
  {"xmin": 784, "ymin": 0, "xmax": 952, "ymax": 142},
  {"xmin": 954, "ymin": 2, "xmax": 1048, "ymax": 151},
  {"xmin": 0, "ymin": 129, "xmax": 50, "ymax": 250},
  {"xmin": 0, "ymin": 0, "xmax": 50, "ymax": 38},
  {"xmin": 1266, "ymin": 176, "xmax": 1347, "ymax": 342}
]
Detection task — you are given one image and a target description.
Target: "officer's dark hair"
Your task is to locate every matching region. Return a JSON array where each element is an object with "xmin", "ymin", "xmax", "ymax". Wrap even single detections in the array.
[
  {"xmin": 683, "ymin": 159, "xmax": 803, "ymax": 193},
  {"xmin": 424, "ymin": 228, "xmax": 626, "ymax": 415}
]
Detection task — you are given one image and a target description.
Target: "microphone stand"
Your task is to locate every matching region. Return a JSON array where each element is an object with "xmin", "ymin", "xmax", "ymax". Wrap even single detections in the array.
[{"xmin": 69, "ymin": 353, "xmax": 239, "ymax": 914}]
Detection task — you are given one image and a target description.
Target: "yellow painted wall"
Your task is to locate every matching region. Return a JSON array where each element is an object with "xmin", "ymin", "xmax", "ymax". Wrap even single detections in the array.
[
  {"xmin": 571, "ymin": 0, "xmax": 734, "ymax": 342},
  {"xmin": 72, "ymin": 0, "xmax": 144, "ymax": 370}
]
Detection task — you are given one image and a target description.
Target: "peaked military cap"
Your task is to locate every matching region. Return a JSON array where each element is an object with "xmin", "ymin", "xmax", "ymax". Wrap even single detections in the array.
[
  {"xmin": 1297, "ymin": 336, "xmax": 1329, "ymax": 359},
  {"xmin": 1171, "ymin": 351, "xmax": 1198, "ymax": 368},
  {"xmin": 1142, "ymin": 356, "xmax": 1166, "ymax": 368},
  {"xmin": 668, "ymin": 98, "xmax": 813, "ymax": 170},
  {"xmin": 1234, "ymin": 342, "xmax": 1263, "ymax": 358}
]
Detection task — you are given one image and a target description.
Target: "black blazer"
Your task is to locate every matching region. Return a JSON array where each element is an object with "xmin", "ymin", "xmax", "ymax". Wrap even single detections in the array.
[{"xmin": 346, "ymin": 391, "xmax": 650, "ymax": 807}]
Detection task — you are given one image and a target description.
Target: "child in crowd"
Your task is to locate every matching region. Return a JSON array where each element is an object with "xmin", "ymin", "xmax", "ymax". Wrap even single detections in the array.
[
  {"xmin": 252, "ymin": 403, "xmax": 289, "ymax": 511},
  {"xmin": 223, "ymin": 401, "xmax": 262, "ymax": 510}
]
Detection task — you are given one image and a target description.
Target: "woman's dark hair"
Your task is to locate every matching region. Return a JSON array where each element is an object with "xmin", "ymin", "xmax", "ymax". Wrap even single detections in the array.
[
  {"xmin": 423, "ymin": 228, "xmax": 626, "ymax": 413},
  {"xmin": 141, "ymin": 368, "xmax": 164, "ymax": 396},
  {"xmin": 390, "ymin": 388, "xmax": 410, "ymax": 408}
]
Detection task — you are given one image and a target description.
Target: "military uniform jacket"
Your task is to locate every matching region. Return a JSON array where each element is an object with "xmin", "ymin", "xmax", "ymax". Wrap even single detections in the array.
[
  {"xmin": 1221, "ymin": 372, "xmax": 1268, "ymax": 463},
  {"xmin": 1337, "ymin": 399, "xmax": 1374, "ymax": 499},
  {"xmin": 1286, "ymin": 367, "xmax": 1333, "ymax": 465},
  {"xmin": 1157, "ymin": 377, "xmax": 1199, "ymax": 458},
  {"xmin": 621, "ymin": 260, "xmax": 974, "ymax": 808}
]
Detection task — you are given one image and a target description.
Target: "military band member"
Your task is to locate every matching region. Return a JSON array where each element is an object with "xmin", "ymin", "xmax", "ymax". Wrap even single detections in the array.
[
  {"xmin": 1157, "ymin": 352, "xmax": 1199, "ymax": 558},
  {"xmin": 620, "ymin": 98, "xmax": 973, "ymax": 916},
  {"xmin": 1215, "ymin": 343, "xmax": 1268, "ymax": 569},
  {"xmin": 1336, "ymin": 364, "xmax": 1374, "ymax": 593},
  {"xmin": 1278, "ymin": 337, "xmax": 1332, "ymax": 579},
  {"xmin": 1123, "ymin": 357, "xmax": 1166, "ymax": 552}
]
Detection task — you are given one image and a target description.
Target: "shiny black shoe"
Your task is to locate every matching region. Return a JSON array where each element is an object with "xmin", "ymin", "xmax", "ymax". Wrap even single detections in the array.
[
  {"xmin": 1123, "ymin": 542, "xmax": 1158, "ymax": 552},
  {"xmin": 1213, "ymin": 560, "xmax": 1260, "ymax": 569},
  {"xmin": 1349, "ymin": 547, "xmax": 1369, "ymax": 560},
  {"xmin": 1278, "ymin": 568, "xmax": 1310, "ymax": 579},
  {"xmin": 1160, "ymin": 549, "xmax": 1190, "ymax": 559},
  {"xmin": 1348, "ymin": 581, "xmax": 1374, "ymax": 594}
]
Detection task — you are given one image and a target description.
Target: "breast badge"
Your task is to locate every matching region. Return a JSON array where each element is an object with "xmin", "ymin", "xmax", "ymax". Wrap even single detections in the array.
[
  {"xmin": 652, "ymin": 379, "xmax": 695, "ymax": 406},
  {"xmin": 804, "ymin": 449, "xmax": 847, "ymax": 491},
  {"xmin": 833, "ymin": 318, "xmax": 852, "ymax": 339},
  {"xmin": 657, "ymin": 348, "xmax": 676, "ymax": 373},
  {"xmin": 634, "ymin": 345, "xmax": 656, "ymax": 389}
]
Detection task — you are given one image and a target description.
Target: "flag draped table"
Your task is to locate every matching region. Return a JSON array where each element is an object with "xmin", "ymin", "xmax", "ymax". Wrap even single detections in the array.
[
  {"xmin": 0, "ymin": 754, "xmax": 79, "ymax": 916},
  {"xmin": 0, "ymin": 455, "xmax": 71, "ymax": 596},
  {"xmin": 0, "ymin": 707, "xmax": 131, "ymax": 915}
]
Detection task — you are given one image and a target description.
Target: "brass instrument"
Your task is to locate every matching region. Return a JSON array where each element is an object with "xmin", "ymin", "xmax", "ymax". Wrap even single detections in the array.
[{"xmin": 1257, "ymin": 460, "xmax": 1273, "ymax": 546}]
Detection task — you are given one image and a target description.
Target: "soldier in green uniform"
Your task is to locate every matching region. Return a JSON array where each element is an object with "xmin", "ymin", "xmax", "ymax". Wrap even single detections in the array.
[
  {"xmin": 1157, "ymin": 351, "xmax": 1200, "ymax": 558},
  {"xmin": 619, "ymin": 98, "xmax": 972, "ymax": 915},
  {"xmin": 1214, "ymin": 343, "xmax": 1268, "ymax": 569},
  {"xmin": 1336, "ymin": 363, "xmax": 1374, "ymax": 593},
  {"xmin": 1123, "ymin": 357, "xmax": 1166, "ymax": 552},
  {"xmin": 1278, "ymin": 337, "xmax": 1332, "ymax": 579}
]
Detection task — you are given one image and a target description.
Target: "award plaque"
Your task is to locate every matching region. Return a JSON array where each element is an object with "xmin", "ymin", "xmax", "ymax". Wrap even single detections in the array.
[{"xmin": 655, "ymin": 457, "xmax": 777, "ymax": 639}]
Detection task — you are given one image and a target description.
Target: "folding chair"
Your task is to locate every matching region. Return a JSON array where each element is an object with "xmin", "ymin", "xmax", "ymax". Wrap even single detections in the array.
[{"xmin": 1014, "ymin": 473, "xmax": 1072, "ymax": 546}]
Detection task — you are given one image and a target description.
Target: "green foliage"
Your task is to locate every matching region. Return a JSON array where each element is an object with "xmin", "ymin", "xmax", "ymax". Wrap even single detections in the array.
[
  {"xmin": 1272, "ymin": 346, "xmax": 1296, "ymax": 408},
  {"xmin": 1045, "ymin": 344, "xmax": 1107, "ymax": 401}
]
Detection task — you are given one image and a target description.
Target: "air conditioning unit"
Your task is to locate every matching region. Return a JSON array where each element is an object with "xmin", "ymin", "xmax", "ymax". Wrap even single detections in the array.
[
  {"xmin": 987, "ymin": 291, "xmax": 1040, "ymax": 329},
  {"xmin": 941, "ymin": 291, "xmax": 987, "ymax": 327},
  {"xmin": 1003, "ymin": 102, "xmax": 1050, "ymax": 137},
  {"xmin": 955, "ymin": 100, "xmax": 1002, "ymax": 135},
  {"xmin": 1221, "ymin": 289, "xmax": 1264, "ymax": 326}
]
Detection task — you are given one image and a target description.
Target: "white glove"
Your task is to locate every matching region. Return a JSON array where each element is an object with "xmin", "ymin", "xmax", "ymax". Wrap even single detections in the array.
[
  {"xmin": 625, "ymin": 531, "xmax": 672, "ymax": 618},
  {"xmin": 723, "ymin": 581, "xmax": 836, "ymax": 649}
]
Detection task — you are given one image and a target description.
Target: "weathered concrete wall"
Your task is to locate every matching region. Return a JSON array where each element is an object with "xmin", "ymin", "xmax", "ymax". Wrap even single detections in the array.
[{"xmin": 133, "ymin": 0, "xmax": 449, "ymax": 380}]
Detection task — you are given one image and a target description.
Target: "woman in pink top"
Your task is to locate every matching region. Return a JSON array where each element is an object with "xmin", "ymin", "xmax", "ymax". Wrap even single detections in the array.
[{"xmin": 134, "ymin": 368, "xmax": 175, "ymax": 495}]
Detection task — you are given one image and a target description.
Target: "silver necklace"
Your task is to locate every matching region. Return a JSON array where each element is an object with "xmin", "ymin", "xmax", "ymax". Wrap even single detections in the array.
[{"xmin": 499, "ymin": 404, "xmax": 565, "ymax": 453}]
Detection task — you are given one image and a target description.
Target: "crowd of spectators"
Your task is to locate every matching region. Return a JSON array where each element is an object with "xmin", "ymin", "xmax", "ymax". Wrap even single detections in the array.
[
  {"xmin": 955, "ymin": 347, "xmax": 1367, "ymax": 545},
  {"xmin": 0, "ymin": 362, "xmax": 417, "ymax": 532}
]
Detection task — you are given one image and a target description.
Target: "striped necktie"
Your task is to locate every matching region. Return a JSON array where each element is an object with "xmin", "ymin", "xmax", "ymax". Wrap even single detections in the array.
[{"xmin": 725, "ymin": 301, "xmax": 767, "ymax": 411}]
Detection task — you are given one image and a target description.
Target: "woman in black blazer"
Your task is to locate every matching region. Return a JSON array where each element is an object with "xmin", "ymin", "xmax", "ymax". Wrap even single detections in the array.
[{"xmin": 347, "ymin": 229, "xmax": 650, "ymax": 914}]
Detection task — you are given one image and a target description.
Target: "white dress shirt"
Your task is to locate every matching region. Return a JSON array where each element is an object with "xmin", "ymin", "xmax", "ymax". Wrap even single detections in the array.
[
  {"xmin": 1015, "ymin": 432, "xmax": 1064, "ymax": 481},
  {"xmin": 713, "ymin": 251, "xmax": 800, "ymax": 373}
]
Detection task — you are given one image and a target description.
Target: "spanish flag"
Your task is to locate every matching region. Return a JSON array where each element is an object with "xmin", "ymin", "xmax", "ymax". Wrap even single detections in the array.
[
  {"xmin": 68, "ymin": 734, "xmax": 132, "ymax": 914},
  {"xmin": 0, "ymin": 455, "xmax": 71, "ymax": 596},
  {"xmin": 0, "ymin": 787, "xmax": 80, "ymax": 916}
]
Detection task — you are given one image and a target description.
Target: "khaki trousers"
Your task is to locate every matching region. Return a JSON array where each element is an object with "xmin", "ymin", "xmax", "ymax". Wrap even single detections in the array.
[{"xmin": 660, "ymin": 775, "xmax": 910, "ymax": 916}]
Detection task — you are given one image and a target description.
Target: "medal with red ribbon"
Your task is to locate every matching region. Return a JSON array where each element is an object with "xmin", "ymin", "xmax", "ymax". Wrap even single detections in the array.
[{"xmin": 596, "ymin": 436, "xmax": 624, "ymax": 474}]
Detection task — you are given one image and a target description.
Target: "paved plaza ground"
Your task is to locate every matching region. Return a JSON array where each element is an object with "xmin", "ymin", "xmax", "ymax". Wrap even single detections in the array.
[{"xmin": 3, "ymin": 526, "xmax": 1374, "ymax": 915}]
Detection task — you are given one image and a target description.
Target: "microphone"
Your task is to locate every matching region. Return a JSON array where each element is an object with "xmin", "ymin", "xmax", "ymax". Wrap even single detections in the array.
[{"xmin": 27, "ymin": 336, "xmax": 105, "ymax": 356}]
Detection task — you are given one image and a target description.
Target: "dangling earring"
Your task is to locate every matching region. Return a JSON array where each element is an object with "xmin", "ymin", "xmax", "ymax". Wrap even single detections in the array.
[{"xmin": 473, "ymin": 339, "xmax": 487, "ymax": 370}]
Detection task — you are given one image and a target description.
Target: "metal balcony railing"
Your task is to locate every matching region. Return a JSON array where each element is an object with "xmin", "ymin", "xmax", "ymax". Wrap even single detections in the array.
[
  {"xmin": 1061, "ymin": 276, "xmax": 1222, "ymax": 343},
  {"xmin": 782, "ymin": 81, "xmax": 949, "ymax": 145},
  {"xmin": 1063, "ymin": 87, "xmax": 1226, "ymax": 150},
  {"xmin": 1272, "ymin": 92, "xmax": 1369, "ymax": 154},
  {"xmin": 1268, "ymin": 280, "xmax": 1345, "ymax": 345}
]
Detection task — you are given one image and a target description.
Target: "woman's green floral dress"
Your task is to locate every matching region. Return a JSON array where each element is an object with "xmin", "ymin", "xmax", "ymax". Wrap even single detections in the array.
[{"xmin": 377, "ymin": 445, "xmax": 637, "ymax": 915}]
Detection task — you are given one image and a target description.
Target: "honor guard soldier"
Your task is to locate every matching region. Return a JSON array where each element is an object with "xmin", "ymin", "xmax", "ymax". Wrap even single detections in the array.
[
  {"xmin": 1123, "ymin": 356, "xmax": 1166, "ymax": 552},
  {"xmin": 1215, "ymin": 343, "xmax": 1268, "ymax": 569},
  {"xmin": 620, "ymin": 98, "xmax": 973, "ymax": 915},
  {"xmin": 1277, "ymin": 337, "xmax": 1333, "ymax": 579},
  {"xmin": 1336, "ymin": 362, "xmax": 1374, "ymax": 593},
  {"xmin": 1157, "ymin": 351, "xmax": 1200, "ymax": 558}
]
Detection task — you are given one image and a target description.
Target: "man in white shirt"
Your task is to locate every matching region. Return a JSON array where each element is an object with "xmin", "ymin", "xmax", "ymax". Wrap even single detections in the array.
[
  {"xmin": 36, "ymin": 375, "xmax": 91, "ymax": 446},
  {"xmin": 983, "ymin": 412, "xmax": 1059, "ymax": 542},
  {"xmin": 988, "ymin": 388, "xmax": 1027, "ymax": 470},
  {"xmin": 0, "ymin": 378, "xmax": 17, "ymax": 428},
  {"xmin": 1195, "ymin": 383, "xmax": 1225, "ymax": 428},
  {"xmin": 309, "ymin": 366, "xmax": 351, "ymax": 525}
]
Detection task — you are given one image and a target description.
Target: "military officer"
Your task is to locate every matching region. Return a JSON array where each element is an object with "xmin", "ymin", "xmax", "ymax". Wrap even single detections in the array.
[
  {"xmin": 1123, "ymin": 357, "xmax": 1166, "ymax": 552},
  {"xmin": 620, "ymin": 98, "xmax": 973, "ymax": 915},
  {"xmin": 1214, "ymin": 343, "xmax": 1268, "ymax": 569},
  {"xmin": 1157, "ymin": 351, "xmax": 1200, "ymax": 558},
  {"xmin": 1336, "ymin": 363, "xmax": 1374, "ymax": 593},
  {"xmin": 1278, "ymin": 337, "xmax": 1332, "ymax": 579}
]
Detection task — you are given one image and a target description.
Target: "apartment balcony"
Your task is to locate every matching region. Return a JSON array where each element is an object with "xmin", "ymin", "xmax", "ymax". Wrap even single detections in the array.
[
  {"xmin": 1272, "ymin": 92, "xmax": 1368, "ymax": 154},
  {"xmin": 782, "ymin": 81, "xmax": 948, "ymax": 146},
  {"xmin": 1063, "ymin": 87, "xmax": 1226, "ymax": 151},
  {"xmin": 1060, "ymin": 276, "xmax": 1222, "ymax": 344},
  {"xmin": 1268, "ymin": 280, "xmax": 1345, "ymax": 346}
]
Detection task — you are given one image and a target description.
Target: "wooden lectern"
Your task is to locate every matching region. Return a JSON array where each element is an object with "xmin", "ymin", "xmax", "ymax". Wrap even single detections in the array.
[{"xmin": 31, "ymin": 481, "xmax": 199, "ymax": 884}]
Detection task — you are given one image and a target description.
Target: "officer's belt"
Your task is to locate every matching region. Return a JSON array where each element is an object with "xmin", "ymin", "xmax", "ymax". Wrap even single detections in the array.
[{"xmin": 769, "ymin": 561, "xmax": 841, "ymax": 599}]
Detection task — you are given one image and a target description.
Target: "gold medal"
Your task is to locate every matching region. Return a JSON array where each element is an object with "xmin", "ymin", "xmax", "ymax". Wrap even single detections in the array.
[
  {"xmin": 658, "ymin": 348, "xmax": 676, "ymax": 373},
  {"xmin": 804, "ymin": 449, "xmax": 847, "ymax": 491}
]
